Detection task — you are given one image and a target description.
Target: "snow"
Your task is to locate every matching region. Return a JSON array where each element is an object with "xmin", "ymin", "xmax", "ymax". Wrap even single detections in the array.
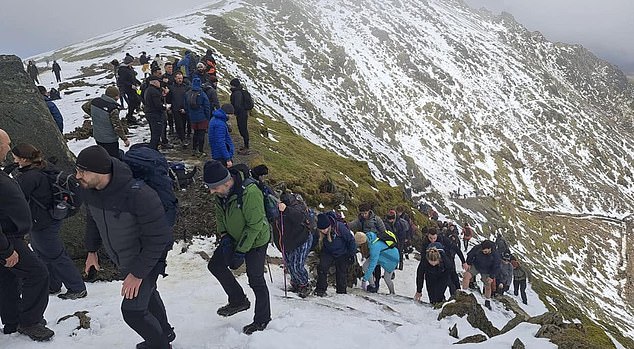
[{"xmin": 0, "ymin": 236, "xmax": 556, "ymax": 348}]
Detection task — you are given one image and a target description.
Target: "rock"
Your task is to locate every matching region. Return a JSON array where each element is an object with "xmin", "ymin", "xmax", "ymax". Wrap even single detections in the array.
[
  {"xmin": 500, "ymin": 315, "xmax": 525, "ymax": 334},
  {"xmin": 57, "ymin": 311, "xmax": 91, "ymax": 330},
  {"xmin": 449, "ymin": 323, "xmax": 458, "ymax": 338},
  {"xmin": 535, "ymin": 324, "xmax": 563, "ymax": 338},
  {"xmin": 511, "ymin": 338, "xmax": 525, "ymax": 349},
  {"xmin": 496, "ymin": 295, "xmax": 530, "ymax": 320},
  {"xmin": 454, "ymin": 334, "xmax": 487, "ymax": 344},
  {"xmin": 528, "ymin": 312, "xmax": 564, "ymax": 326},
  {"xmin": 438, "ymin": 290, "xmax": 500, "ymax": 337}
]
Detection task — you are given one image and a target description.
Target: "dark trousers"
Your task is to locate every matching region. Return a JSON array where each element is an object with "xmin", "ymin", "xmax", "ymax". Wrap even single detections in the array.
[
  {"xmin": 0, "ymin": 238, "xmax": 49, "ymax": 327},
  {"xmin": 166, "ymin": 110, "xmax": 175, "ymax": 134},
  {"xmin": 316, "ymin": 253, "xmax": 348, "ymax": 294},
  {"xmin": 118, "ymin": 86, "xmax": 127, "ymax": 108},
  {"xmin": 373, "ymin": 265, "xmax": 381, "ymax": 289},
  {"xmin": 185, "ymin": 115, "xmax": 191, "ymax": 137},
  {"xmin": 147, "ymin": 114, "xmax": 164, "ymax": 150},
  {"xmin": 30, "ymin": 220, "xmax": 85, "ymax": 293},
  {"xmin": 426, "ymin": 276, "xmax": 448, "ymax": 304},
  {"xmin": 208, "ymin": 244, "xmax": 271, "ymax": 324},
  {"xmin": 236, "ymin": 113, "xmax": 249, "ymax": 149},
  {"xmin": 192, "ymin": 130, "xmax": 206, "ymax": 152},
  {"xmin": 121, "ymin": 261, "xmax": 171, "ymax": 349},
  {"xmin": 125, "ymin": 91, "xmax": 140, "ymax": 122},
  {"xmin": 161, "ymin": 112, "xmax": 169, "ymax": 145},
  {"xmin": 174, "ymin": 111, "xmax": 187, "ymax": 142},
  {"xmin": 54, "ymin": 71, "xmax": 61, "ymax": 83},
  {"xmin": 448, "ymin": 271, "xmax": 459, "ymax": 296},
  {"xmin": 463, "ymin": 239, "xmax": 469, "ymax": 251},
  {"xmin": 96, "ymin": 141, "xmax": 121, "ymax": 159},
  {"xmin": 513, "ymin": 279, "xmax": 527, "ymax": 303}
]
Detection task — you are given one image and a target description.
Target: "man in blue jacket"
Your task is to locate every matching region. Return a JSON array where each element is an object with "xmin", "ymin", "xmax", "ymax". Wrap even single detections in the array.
[
  {"xmin": 314, "ymin": 212, "xmax": 357, "ymax": 296},
  {"xmin": 77, "ymin": 145, "xmax": 174, "ymax": 349},
  {"xmin": 38, "ymin": 86, "xmax": 63, "ymax": 133},
  {"xmin": 208, "ymin": 104, "xmax": 235, "ymax": 167}
]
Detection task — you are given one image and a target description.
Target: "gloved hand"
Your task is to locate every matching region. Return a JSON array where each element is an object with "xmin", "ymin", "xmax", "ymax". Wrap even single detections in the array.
[
  {"xmin": 366, "ymin": 284, "xmax": 378, "ymax": 293},
  {"xmin": 229, "ymin": 252, "xmax": 245, "ymax": 270}
]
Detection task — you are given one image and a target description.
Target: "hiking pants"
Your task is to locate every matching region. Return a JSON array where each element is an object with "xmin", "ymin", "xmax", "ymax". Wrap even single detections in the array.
[
  {"xmin": 97, "ymin": 141, "xmax": 121, "ymax": 159},
  {"xmin": 0, "ymin": 238, "xmax": 49, "ymax": 327},
  {"xmin": 121, "ymin": 260, "xmax": 171, "ymax": 349},
  {"xmin": 316, "ymin": 253, "xmax": 348, "ymax": 294},
  {"xmin": 373, "ymin": 265, "xmax": 381, "ymax": 289},
  {"xmin": 30, "ymin": 220, "xmax": 85, "ymax": 293},
  {"xmin": 118, "ymin": 85, "xmax": 127, "ymax": 108},
  {"xmin": 426, "ymin": 276, "xmax": 448, "ymax": 304},
  {"xmin": 174, "ymin": 111, "xmax": 187, "ymax": 142},
  {"xmin": 147, "ymin": 113, "xmax": 164, "ymax": 150},
  {"xmin": 236, "ymin": 113, "xmax": 249, "ymax": 149},
  {"xmin": 125, "ymin": 90, "xmax": 140, "ymax": 122},
  {"xmin": 284, "ymin": 233, "xmax": 313, "ymax": 287},
  {"xmin": 160, "ymin": 112, "xmax": 169, "ymax": 145},
  {"xmin": 513, "ymin": 279, "xmax": 527, "ymax": 303},
  {"xmin": 192, "ymin": 130, "xmax": 206, "ymax": 153},
  {"xmin": 208, "ymin": 244, "xmax": 271, "ymax": 324},
  {"xmin": 362, "ymin": 259, "xmax": 395, "ymax": 294},
  {"xmin": 166, "ymin": 110, "xmax": 175, "ymax": 134},
  {"xmin": 54, "ymin": 71, "xmax": 61, "ymax": 83}
]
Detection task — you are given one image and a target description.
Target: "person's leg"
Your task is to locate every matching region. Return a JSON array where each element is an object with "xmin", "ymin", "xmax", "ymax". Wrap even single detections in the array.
[
  {"xmin": 167, "ymin": 110, "xmax": 175, "ymax": 135},
  {"xmin": 236, "ymin": 114, "xmax": 249, "ymax": 149},
  {"xmin": 334, "ymin": 256, "xmax": 348, "ymax": 294},
  {"xmin": 148, "ymin": 116, "xmax": 162, "ymax": 150},
  {"xmin": 245, "ymin": 245, "xmax": 270, "ymax": 324},
  {"xmin": 29, "ymin": 221, "xmax": 85, "ymax": 294},
  {"xmin": 513, "ymin": 280, "xmax": 519, "ymax": 296},
  {"xmin": 461, "ymin": 271, "xmax": 473, "ymax": 290},
  {"xmin": 174, "ymin": 111, "xmax": 186, "ymax": 142},
  {"xmin": 207, "ymin": 246, "xmax": 247, "ymax": 305},
  {"xmin": 0, "ymin": 266, "xmax": 20, "ymax": 329},
  {"xmin": 10, "ymin": 239, "xmax": 49, "ymax": 326},
  {"xmin": 482, "ymin": 275, "xmax": 493, "ymax": 299},
  {"xmin": 121, "ymin": 264, "xmax": 169, "ymax": 349},
  {"xmin": 315, "ymin": 253, "xmax": 334, "ymax": 293},
  {"xmin": 383, "ymin": 271, "xmax": 395, "ymax": 294},
  {"xmin": 519, "ymin": 280, "xmax": 527, "ymax": 304},
  {"xmin": 447, "ymin": 270, "xmax": 458, "ymax": 296},
  {"xmin": 373, "ymin": 265, "xmax": 381, "ymax": 289}
]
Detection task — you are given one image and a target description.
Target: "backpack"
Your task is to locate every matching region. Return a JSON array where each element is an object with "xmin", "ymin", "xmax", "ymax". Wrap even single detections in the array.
[
  {"xmin": 186, "ymin": 90, "xmax": 201, "ymax": 109},
  {"xmin": 168, "ymin": 161, "xmax": 197, "ymax": 190},
  {"xmin": 204, "ymin": 58, "xmax": 216, "ymax": 75},
  {"xmin": 230, "ymin": 164, "xmax": 279, "ymax": 223},
  {"xmin": 241, "ymin": 90, "xmax": 254, "ymax": 111},
  {"xmin": 188, "ymin": 52, "xmax": 199, "ymax": 75},
  {"xmin": 374, "ymin": 230, "xmax": 398, "ymax": 250},
  {"xmin": 122, "ymin": 145, "xmax": 178, "ymax": 227},
  {"xmin": 33, "ymin": 168, "xmax": 83, "ymax": 220}
]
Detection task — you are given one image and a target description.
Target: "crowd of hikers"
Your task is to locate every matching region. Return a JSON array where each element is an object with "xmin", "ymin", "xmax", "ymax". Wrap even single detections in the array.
[{"xmin": 0, "ymin": 49, "xmax": 530, "ymax": 347}]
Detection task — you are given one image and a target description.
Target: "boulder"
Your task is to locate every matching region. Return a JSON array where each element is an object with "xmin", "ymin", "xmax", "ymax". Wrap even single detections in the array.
[
  {"xmin": 528, "ymin": 312, "xmax": 564, "ymax": 326},
  {"xmin": 454, "ymin": 334, "xmax": 487, "ymax": 344},
  {"xmin": 438, "ymin": 290, "xmax": 500, "ymax": 337},
  {"xmin": 511, "ymin": 338, "xmax": 526, "ymax": 349},
  {"xmin": 535, "ymin": 324, "xmax": 563, "ymax": 338}
]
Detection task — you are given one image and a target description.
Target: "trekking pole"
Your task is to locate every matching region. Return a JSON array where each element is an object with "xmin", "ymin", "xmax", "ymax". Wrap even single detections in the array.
[
  {"xmin": 280, "ymin": 211, "xmax": 288, "ymax": 297},
  {"xmin": 266, "ymin": 255, "xmax": 273, "ymax": 283}
]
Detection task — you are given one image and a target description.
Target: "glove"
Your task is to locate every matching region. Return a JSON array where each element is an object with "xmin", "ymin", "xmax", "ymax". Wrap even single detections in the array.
[
  {"xmin": 366, "ymin": 285, "xmax": 378, "ymax": 293},
  {"xmin": 229, "ymin": 252, "xmax": 245, "ymax": 270}
]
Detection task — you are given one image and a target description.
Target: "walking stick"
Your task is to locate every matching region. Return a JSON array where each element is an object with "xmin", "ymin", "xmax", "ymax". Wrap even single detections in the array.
[
  {"xmin": 266, "ymin": 255, "xmax": 273, "ymax": 283},
  {"xmin": 280, "ymin": 211, "xmax": 288, "ymax": 298}
]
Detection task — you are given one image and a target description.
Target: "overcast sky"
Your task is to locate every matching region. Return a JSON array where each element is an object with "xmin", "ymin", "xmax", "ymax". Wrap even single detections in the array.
[{"xmin": 0, "ymin": 0, "xmax": 632, "ymax": 75}]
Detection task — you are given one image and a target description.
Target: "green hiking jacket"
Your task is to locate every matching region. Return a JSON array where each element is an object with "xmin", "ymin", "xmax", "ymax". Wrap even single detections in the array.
[{"xmin": 215, "ymin": 181, "xmax": 270, "ymax": 253}]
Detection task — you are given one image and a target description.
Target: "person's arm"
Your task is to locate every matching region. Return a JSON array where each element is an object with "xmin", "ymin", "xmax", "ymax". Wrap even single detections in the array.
[
  {"xmin": 375, "ymin": 216, "xmax": 386, "ymax": 234},
  {"xmin": 83, "ymin": 207, "xmax": 102, "ymax": 253},
  {"xmin": 82, "ymin": 100, "xmax": 92, "ymax": 115},
  {"xmin": 109, "ymin": 109, "xmax": 128, "ymax": 143},
  {"xmin": 415, "ymin": 261, "xmax": 425, "ymax": 293},
  {"xmin": 234, "ymin": 185, "xmax": 268, "ymax": 253}
]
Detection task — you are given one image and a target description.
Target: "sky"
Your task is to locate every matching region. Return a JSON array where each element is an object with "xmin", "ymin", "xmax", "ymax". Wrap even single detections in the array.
[
  {"xmin": 462, "ymin": 0, "xmax": 634, "ymax": 75},
  {"xmin": 0, "ymin": 0, "xmax": 632, "ymax": 75}
]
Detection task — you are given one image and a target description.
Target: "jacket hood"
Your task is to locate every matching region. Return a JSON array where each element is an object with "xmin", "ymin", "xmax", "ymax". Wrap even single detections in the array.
[
  {"xmin": 212, "ymin": 108, "xmax": 228, "ymax": 121},
  {"xmin": 192, "ymin": 77, "xmax": 202, "ymax": 91},
  {"xmin": 99, "ymin": 158, "xmax": 134, "ymax": 195}
]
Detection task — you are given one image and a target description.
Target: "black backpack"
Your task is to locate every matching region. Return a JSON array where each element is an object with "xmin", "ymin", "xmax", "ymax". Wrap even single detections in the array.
[
  {"xmin": 31, "ymin": 168, "xmax": 83, "ymax": 220},
  {"xmin": 230, "ymin": 164, "xmax": 279, "ymax": 223},
  {"xmin": 186, "ymin": 90, "xmax": 201, "ymax": 109},
  {"xmin": 242, "ymin": 90, "xmax": 254, "ymax": 110}
]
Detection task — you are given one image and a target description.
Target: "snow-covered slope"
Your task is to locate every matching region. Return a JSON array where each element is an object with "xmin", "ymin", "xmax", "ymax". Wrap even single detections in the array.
[{"xmin": 25, "ymin": 0, "xmax": 634, "ymax": 344}]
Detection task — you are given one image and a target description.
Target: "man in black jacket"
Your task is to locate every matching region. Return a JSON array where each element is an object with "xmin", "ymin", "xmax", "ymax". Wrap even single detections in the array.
[
  {"xmin": 117, "ymin": 56, "xmax": 141, "ymax": 125},
  {"xmin": 77, "ymin": 145, "xmax": 174, "ymax": 349},
  {"xmin": 167, "ymin": 72, "xmax": 190, "ymax": 146},
  {"xmin": 462, "ymin": 240, "xmax": 501, "ymax": 310},
  {"xmin": 0, "ymin": 129, "xmax": 54, "ymax": 342},
  {"xmin": 229, "ymin": 78, "xmax": 250, "ymax": 154},
  {"xmin": 144, "ymin": 76, "xmax": 169, "ymax": 150},
  {"xmin": 421, "ymin": 227, "xmax": 467, "ymax": 296}
]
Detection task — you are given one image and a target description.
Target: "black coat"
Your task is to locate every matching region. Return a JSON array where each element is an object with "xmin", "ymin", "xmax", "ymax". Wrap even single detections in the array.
[
  {"xmin": 272, "ymin": 198, "xmax": 309, "ymax": 253},
  {"xmin": 466, "ymin": 245, "xmax": 501, "ymax": 276},
  {"xmin": 230, "ymin": 87, "xmax": 247, "ymax": 118},
  {"xmin": 168, "ymin": 81, "xmax": 190, "ymax": 111},
  {"xmin": 416, "ymin": 251, "xmax": 452, "ymax": 302},
  {"xmin": 15, "ymin": 165, "xmax": 54, "ymax": 231},
  {"xmin": 421, "ymin": 235, "xmax": 465, "ymax": 264},
  {"xmin": 0, "ymin": 171, "xmax": 32, "ymax": 258},
  {"xmin": 144, "ymin": 85, "xmax": 165, "ymax": 115},
  {"xmin": 117, "ymin": 66, "xmax": 140, "ymax": 92}
]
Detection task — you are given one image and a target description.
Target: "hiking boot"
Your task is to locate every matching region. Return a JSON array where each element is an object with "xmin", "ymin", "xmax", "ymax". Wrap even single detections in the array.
[
  {"xmin": 17, "ymin": 324, "xmax": 54, "ymax": 342},
  {"xmin": 522, "ymin": 300, "xmax": 528, "ymax": 305},
  {"xmin": 314, "ymin": 289, "xmax": 327, "ymax": 297},
  {"xmin": 3, "ymin": 323, "xmax": 17, "ymax": 334},
  {"xmin": 217, "ymin": 298, "xmax": 250, "ymax": 317},
  {"xmin": 484, "ymin": 300, "xmax": 492, "ymax": 310},
  {"xmin": 49, "ymin": 288, "xmax": 61, "ymax": 295},
  {"xmin": 58, "ymin": 289, "xmax": 87, "ymax": 300},
  {"xmin": 136, "ymin": 327, "xmax": 176, "ymax": 348},
  {"xmin": 242, "ymin": 321, "xmax": 268, "ymax": 335},
  {"xmin": 297, "ymin": 285, "xmax": 311, "ymax": 298}
]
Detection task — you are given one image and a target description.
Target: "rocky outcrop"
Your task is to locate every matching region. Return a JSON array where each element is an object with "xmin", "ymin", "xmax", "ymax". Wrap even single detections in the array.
[
  {"xmin": 454, "ymin": 334, "xmax": 487, "ymax": 344},
  {"xmin": 437, "ymin": 291, "xmax": 500, "ymax": 337}
]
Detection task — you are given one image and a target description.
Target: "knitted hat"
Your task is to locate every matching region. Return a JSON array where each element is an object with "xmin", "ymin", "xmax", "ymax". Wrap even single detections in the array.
[
  {"xmin": 203, "ymin": 160, "xmax": 231, "ymax": 188},
  {"xmin": 221, "ymin": 103, "xmax": 235, "ymax": 115},
  {"xmin": 230, "ymin": 78, "xmax": 241, "ymax": 88},
  {"xmin": 105, "ymin": 86, "xmax": 119, "ymax": 98},
  {"xmin": 123, "ymin": 56, "xmax": 134, "ymax": 64},
  {"xmin": 76, "ymin": 145, "xmax": 112, "ymax": 174},
  {"xmin": 354, "ymin": 232, "xmax": 367, "ymax": 246},
  {"xmin": 316, "ymin": 213, "xmax": 331, "ymax": 230},
  {"xmin": 196, "ymin": 62, "xmax": 205, "ymax": 69}
]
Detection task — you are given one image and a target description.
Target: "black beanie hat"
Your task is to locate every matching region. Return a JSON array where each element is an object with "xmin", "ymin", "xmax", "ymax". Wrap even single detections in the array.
[
  {"xmin": 203, "ymin": 160, "xmax": 231, "ymax": 188},
  {"xmin": 230, "ymin": 78, "xmax": 241, "ymax": 88},
  {"xmin": 316, "ymin": 213, "xmax": 331, "ymax": 230},
  {"xmin": 221, "ymin": 103, "xmax": 235, "ymax": 115},
  {"xmin": 76, "ymin": 145, "xmax": 112, "ymax": 174}
]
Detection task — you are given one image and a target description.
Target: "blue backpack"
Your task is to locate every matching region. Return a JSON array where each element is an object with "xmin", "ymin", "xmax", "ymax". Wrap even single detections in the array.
[{"xmin": 122, "ymin": 145, "xmax": 178, "ymax": 227}]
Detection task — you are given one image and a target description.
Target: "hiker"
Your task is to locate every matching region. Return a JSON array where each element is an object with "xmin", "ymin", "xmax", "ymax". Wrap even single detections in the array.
[
  {"xmin": 355, "ymin": 231, "xmax": 399, "ymax": 294},
  {"xmin": 144, "ymin": 76, "xmax": 170, "ymax": 150},
  {"xmin": 462, "ymin": 240, "xmax": 501, "ymax": 310},
  {"xmin": 27, "ymin": 61, "xmax": 39, "ymax": 84},
  {"xmin": 185, "ymin": 77, "xmax": 211, "ymax": 157},
  {"xmin": 229, "ymin": 78, "xmax": 251, "ymax": 155},
  {"xmin": 204, "ymin": 160, "xmax": 271, "ymax": 335},
  {"xmin": 117, "ymin": 55, "xmax": 142, "ymax": 125},
  {"xmin": 314, "ymin": 211, "xmax": 356, "ymax": 296},
  {"xmin": 494, "ymin": 251, "xmax": 513, "ymax": 297},
  {"xmin": 175, "ymin": 50, "xmax": 194, "ymax": 78},
  {"xmin": 52, "ymin": 60, "xmax": 62, "ymax": 82},
  {"xmin": 395, "ymin": 205, "xmax": 415, "ymax": 258},
  {"xmin": 37, "ymin": 86, "xmax": 63, "ymax": 133},
  {"xmin": 192, "ymin": 63, "xmax": 211, "ymax": 85},
  {"xmin": 162, "ymin": 62, "xmax": 176, "ymax": 86},
  {"xmin": 272, "ymin": 192, "xmax": 313, "ymax": 298},
  {"xmin": 349, "ymin": 202, "xmax": 386, "ymax": 290},
  {"xmin": 201, "ymin": 48, "xmax": 217, "ymax": 81},
  {"xmin": 462, "ymin": 223, "xmax": 474, "ymax": 251},
  {"xmin": 415, "ymin": 246, "xmax": 452, "ymax": 304},
  {"xmin": 495, "ymin": 233, "xmax": 510, "ymax": 256},
  {"xmin": 77, "ymin": 145, "xmax": 175, "ymax": 348},
  {"xmin": 208, "ymin": 104, "xmax": 235, "ymax": 167},
  {"xmin": 0, "ymin": 129, "xmax": 55, "ymax": 342},
  {"xmin": 167, "ymin": 71, "xmax": 190, "ymax": 146},
  {"xmin": 153, "ymin": 54, "xmax": 165, "ymax": 73},
  {"xmin": 203, "ymin": 80, "xmax": 220, "ymax": 111},
  {"xmin": 82, "ymin": 86, "xmax": 129, "ymax": 158},
  {"xmin": 384, "ymin": 209, "xmax": 409, "ymax": 270},
  {"xmin": 11, "ymin": 143, "xmax": 87, "ymax": 300},
  {"xmin": 139, "ymin": 51, "xmax": 150, "ymax": 78},
  {"xmin": 421, "ymin": 226, "xmax": 466, "ymax": 296},
  {"xmin": 512, "ymin": 257, "xmax": 529, "ymax": 304}
]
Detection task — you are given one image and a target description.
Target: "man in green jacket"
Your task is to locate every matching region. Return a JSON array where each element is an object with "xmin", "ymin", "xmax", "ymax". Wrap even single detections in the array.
[{"xmin": 204, "ymin": 160, "xmax": 271, "ymax": 335}]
